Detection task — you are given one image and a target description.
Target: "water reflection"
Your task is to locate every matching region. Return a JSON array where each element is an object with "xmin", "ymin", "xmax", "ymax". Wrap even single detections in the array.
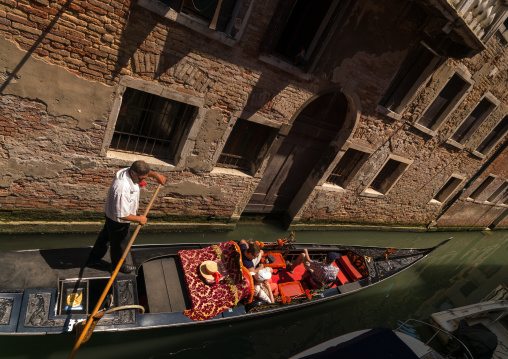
[{"xmin": 0, "ymin": 227, "xmax": 507, "ymax": 359}]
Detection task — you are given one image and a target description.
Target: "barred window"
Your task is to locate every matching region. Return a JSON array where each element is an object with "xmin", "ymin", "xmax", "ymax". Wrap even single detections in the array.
[
  {"xmin": 469, "ymin": 175, "xmax": 495, "ymax": 200},
  {"xmin": 380, "ymin": 43, "xmax": 441, "ymax": 114},
  {"xmin": 260, "ymin": 0, "xmax": 340, "ymax": 69},
  {"xmin": 217, "ymin": 119, "xmax": 273, "ymax": 172},
  {"xmin": 368, "ymin": 158, "xmax": 410, "ymax": 195},
  {"xmin": 418, "ymin": 74, "xmax": 471, "ymax": 131},
  {"xmin": 451, "ymin": 97, "xmax": 496, "ymax": 144},
  {"xmin": 326, "ymin": 148, "xmax": 370, "ymax": 188},
  {"xmin": 476, "ymin": 115, "xmax": 508, "ymax": 155},
  {"xmin": 433, "ymin": 176, "xmax": 463, "ymax": 203},
  {"xmin": 109, "ymin": 88, "xmax": 198, "ymax": 161},
  {"xmin": 488, "ymin": 181, "xmax": 508, "ymax": 202}
]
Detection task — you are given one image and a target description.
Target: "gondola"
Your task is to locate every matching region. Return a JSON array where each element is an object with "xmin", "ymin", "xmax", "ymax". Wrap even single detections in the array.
[{"xmin": 0, "ymin": 233, "xmax": 450, "ymax": 335}]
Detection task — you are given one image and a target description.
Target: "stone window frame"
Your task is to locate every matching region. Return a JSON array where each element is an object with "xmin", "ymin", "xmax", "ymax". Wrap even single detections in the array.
[
  {"xmin": 360, "ymin": 153, "xmax": 413, "ymax": 199},
  {"xmin": 211, "ymin": 112, "xmax": 281, "ymax": 178},
  {"xmin": 101, "ymin": 76, "xmax": 206, "ymax": 169},
  {"xmin": 137, "ymin": 0, "xmax": 255, "ymax": 47},
  {"xmin": 412, "ymin": 65, "xmax": 474, "ymax": 137},
  {"xmin": 472, "ymin": 113, "xmax": 508, "ymax": 159},
  {"xmin": 258, "ymin": 0, "xmax": 350, "ymax": 79},
  {"xmin": 468, "ymin": 174, "xmax": 496, "ymax": 202},
  {"xmin": 487, "ymin": 181, "xmax": 508, "ymax": 203},
  {"xmin": 428, "ymin": 174, "xmax": 466, "ymax": 205},
  {"xmin": 321, "ymin": 142, "xmax": 374, "ymax": 192},
  {"xmin": 445, "ymin": 92, "xmax": 500, "ymax": 150},
  {"xmin": 376, "ymin": 41, "xmax": 443, "ymax": 121}
]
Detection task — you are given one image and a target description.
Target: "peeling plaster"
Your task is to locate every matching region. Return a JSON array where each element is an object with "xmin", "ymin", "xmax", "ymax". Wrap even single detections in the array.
[
  {"xmin": 166, "ymin": 181, "xmax": 224, "ymax": 199},
  {"xmin": 0, "ymin": 37, "xmax": 113, "ymax": 130},
  {"xmin": 0, "ymin": 158, "xmax": 67, "ymax": 187}
]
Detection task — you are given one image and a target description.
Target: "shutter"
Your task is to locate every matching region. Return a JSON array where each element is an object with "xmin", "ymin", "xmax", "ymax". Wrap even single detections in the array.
[
  {"xmin": 159, "ymin": 0, "xmax": 183, "ymax": 12},
  {"xmin": 259, "ymin": 0, "xmax": 297, "ymax": 54}
]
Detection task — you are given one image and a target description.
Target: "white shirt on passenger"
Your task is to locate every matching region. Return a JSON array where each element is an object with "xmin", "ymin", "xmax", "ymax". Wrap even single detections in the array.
[
  {"xmin": 104, "ymin": 168, "xmax": 139, "ymax": 223},
  {"xmin": 253, "ymin": 284, "xmax": 271, "ymax": 303}
]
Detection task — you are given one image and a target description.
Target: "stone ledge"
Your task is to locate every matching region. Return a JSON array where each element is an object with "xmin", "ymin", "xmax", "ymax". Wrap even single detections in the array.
[
  {"xmin": 0, "ymin": 221, "xmax": 236, "ymax": 234},
  {"xmin": 288, "ymin": 223, "xmax": 428, "ymax": 232}
]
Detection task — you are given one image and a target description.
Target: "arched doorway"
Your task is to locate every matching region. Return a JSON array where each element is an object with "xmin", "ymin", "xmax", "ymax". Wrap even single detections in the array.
[{"xmin": 244, "ymin": 91, "xmax": 349, "ymax": 214}]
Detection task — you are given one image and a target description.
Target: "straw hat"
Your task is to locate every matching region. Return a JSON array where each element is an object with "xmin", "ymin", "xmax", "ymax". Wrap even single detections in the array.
[{"xmin": 199, "ymin": 261, "xmax": 218, "ymax": 280}]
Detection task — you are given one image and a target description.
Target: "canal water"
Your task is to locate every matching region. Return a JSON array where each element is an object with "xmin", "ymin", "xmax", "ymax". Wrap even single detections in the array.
[{"xmin": 0, "ymin": 224, "xmax": 507, "ymax": 359}]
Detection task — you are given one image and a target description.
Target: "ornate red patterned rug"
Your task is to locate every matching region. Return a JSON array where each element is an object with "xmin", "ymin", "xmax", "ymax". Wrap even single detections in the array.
[{"xmin": 179, "ymin": 241, "xmax": 250, "ymax": 321}]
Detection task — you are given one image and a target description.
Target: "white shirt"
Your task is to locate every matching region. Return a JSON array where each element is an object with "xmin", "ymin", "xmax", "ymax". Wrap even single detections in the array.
[{"xmin": 104, "ymin": 168, "xmax": 139, "ymax": 223}]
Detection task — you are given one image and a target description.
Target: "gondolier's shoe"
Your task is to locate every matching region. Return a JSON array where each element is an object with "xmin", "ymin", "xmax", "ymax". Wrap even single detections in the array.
[
  {"xmin": 86, "ymin": 258, "xmax": 110, "ymax": 270},
  {"xmin": 119, "ymin": 263, "xmax": 136, "ymax": 274}
]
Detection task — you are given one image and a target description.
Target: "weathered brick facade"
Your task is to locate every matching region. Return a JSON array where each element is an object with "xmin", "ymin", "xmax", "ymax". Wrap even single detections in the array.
[{"xmin": 0, "ymin": 0, "xmax": 507, "ymax": 230}]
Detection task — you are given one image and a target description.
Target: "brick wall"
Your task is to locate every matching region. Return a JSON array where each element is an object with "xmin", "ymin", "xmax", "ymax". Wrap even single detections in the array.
[{"xmin": 0, "ymin": 0, "xmax": 506, "ymax": 229}]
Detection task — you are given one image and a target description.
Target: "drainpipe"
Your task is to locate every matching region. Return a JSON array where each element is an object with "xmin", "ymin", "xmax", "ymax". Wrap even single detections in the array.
[{"xmin": 431, "ymin": 138, "xmax": 508, "ymax": 227}]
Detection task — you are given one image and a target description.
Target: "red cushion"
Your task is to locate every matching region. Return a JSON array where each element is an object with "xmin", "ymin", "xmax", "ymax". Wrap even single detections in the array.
[
  {"xmin": 338, "ymin": 256, "xmax": 362, "ymax": 281},
  {"xmin": 279, "ymin": 281, "xmax": 304, "ymax": 297},
  {"xmin": 332, "ymin": 262, "xmax": 349, "ymax": 285}
]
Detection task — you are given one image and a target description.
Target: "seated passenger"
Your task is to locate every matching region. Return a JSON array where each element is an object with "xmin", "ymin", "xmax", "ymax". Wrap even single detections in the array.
[
  {"xmin": 239, "ymin": 239, "xmax": 264, "ymax": 273},
  {"xmin": 252, "ymin": 268, "xmax": 275, "ymax": 304},
  {"xmin": 286, "ymin": 249, "xmax": 340, "ymax": 287}
]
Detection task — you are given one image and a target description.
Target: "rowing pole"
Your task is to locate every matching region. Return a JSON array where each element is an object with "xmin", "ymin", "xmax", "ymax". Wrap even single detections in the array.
[{"xmin": 68, "ymin": 183, "xmax": 162, "ymax": 359}]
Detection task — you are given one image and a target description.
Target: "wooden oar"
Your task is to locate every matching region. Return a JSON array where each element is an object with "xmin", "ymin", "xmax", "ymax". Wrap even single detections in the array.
[{"xmin": 68, "ymin": 183, "xmax": 162, "ymax": 359}]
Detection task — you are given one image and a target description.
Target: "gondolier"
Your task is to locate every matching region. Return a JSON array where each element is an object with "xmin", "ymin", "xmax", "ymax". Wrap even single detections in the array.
[{"xmin": 86, "ymin": 160, "xmax": 166, "ymax": 273}]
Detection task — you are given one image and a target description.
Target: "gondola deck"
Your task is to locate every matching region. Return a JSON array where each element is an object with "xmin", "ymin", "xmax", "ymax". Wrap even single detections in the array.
[{"xmin": 0, "ymin": 235, "xmax": 450, "ymax": 335}]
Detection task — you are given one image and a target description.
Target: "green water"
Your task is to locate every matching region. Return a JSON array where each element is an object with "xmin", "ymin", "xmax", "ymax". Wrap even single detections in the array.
[{"xmin": 0, "ymin": 224, "xmax": 507, "ymax": 359}]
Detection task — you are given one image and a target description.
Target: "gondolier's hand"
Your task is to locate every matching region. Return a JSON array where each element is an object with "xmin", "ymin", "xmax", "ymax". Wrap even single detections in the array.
[
  {"xmin": 121, "ymin": 214, "xmax": 147, "ymax": 225},
  {"xmin": 148, "ymin": 171, "xmax": 166, "ymax": 185}
]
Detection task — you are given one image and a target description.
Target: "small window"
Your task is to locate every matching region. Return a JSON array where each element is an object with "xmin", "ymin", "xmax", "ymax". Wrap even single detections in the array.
[
  {"xmin": 451, "ymin": 97, "xmax": 497, "ymax": 144},
  {"xmin": 326, "ymin": 148, "xmax": 370, "ymax": 188},
  {"xmin": 380, "ymin": 43, "xmax": 441, "ymax": 114},
  {"xmin": 418, "ymin": 73, "xmax": 471, "ymax": 131},
  {"xmin": 476, "ymin": 115, "xmax": 508, "ymax": 155},
  {"xmin": 260, "ymin": 0, "xmax": 340, "ymax": 69},
  {"xmin": 109, "ymin": 88, "xmax": 198, "ymax": 162},
  {"xmin": 365, "ymin": 157, "xmax": 411, "ymax": 196},
  {"xmin": 433, "ymin": 176, "xmax": 463, "ymax": 203},
  {"xmin": 487, "ymin": 181, "xmax": 508, "ymax": 202},
  {"xmin": 216, "ymin": 119, "xmax": 273, "ymax": 173},
  {"xmin": 469, "ymin": 175, "xmax": 495, "ymax": 200}
]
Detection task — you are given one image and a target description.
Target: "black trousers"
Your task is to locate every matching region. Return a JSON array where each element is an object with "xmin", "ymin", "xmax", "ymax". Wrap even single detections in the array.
[{"xmin": 89, "ymin": 216, "xmax": 131, "ymax": 266}]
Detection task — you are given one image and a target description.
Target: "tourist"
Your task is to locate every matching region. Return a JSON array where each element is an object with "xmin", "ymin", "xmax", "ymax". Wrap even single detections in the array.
[
  {"xmin": 286, "ymin": 249, "xmax": 340, "ymax": 286},
  {"xmin": 239, "ymin": 239, "xmax": 264, "ymax": 273},
  {"xmin": 253, "ymin": 268, "xmax": 275, "ymax": 303}
]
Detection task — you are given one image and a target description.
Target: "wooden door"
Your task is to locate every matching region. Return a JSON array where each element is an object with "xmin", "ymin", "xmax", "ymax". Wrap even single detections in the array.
[{"xmin": 244, "ymin": 92, "xmax": 346, "ymax": 213}]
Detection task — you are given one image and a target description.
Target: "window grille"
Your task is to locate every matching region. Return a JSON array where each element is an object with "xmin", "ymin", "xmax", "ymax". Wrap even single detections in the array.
[
  {"xmin": 418, "ymin": 74, "xmax": 469, "ymax": 131},
  {"xmin": 327, "ymin": 149, "xmax": 369, "ymax": 188},
  {"xmin": 109, "ymin": 88, "xmax": 197, "ymax": 161},
  {"xmin": 217, "ymin": 119, "xmax": 272, "ymax": 171},
  {"xmin": 477, "ymin": 115, "xmax": 508, "ymax": 155}
]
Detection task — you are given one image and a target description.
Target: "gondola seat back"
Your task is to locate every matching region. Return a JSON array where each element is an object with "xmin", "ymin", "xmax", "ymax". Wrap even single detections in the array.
[
  {"xmin": 332, "ymin": 262, "xmax": 350, "ymax": 286},
  {"xmin": 337, "ymin": 256, "xmax": 362, "ymax": 282}
]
